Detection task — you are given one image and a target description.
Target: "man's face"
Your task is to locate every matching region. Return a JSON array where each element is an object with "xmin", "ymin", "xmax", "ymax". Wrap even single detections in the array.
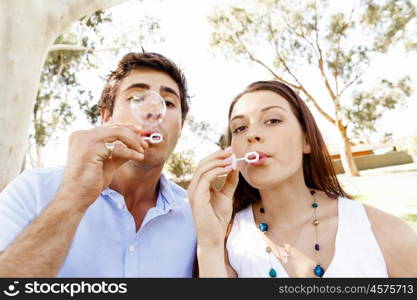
[{"xmin": 102, "ymin": 68, "xmax": 183, "ymax": 169}]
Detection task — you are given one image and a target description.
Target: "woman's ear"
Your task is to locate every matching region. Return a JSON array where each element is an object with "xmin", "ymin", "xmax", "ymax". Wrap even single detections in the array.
[
  {"xmin": 100, "ymin": 107, "xmax": 112, "ymax": 123},
  {"xmin": 303, "ymin": 135, "xmax": 311, "ymax": 154}
]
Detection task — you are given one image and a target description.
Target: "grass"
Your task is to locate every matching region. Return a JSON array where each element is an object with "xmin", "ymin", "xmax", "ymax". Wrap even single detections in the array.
[{"xmin": 337, "ymin": 162, "xmax": 417, "ymax": 232}]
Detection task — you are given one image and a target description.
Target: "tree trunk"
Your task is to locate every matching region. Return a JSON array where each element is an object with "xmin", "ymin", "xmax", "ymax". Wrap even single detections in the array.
[
  {"xmin": 0, "ymin": 0, "xmax": 126, "ymax": 191},
  {"xmin": 336, "ymin": 119, "xmax": 360, "ymax": 177},
  {"xmin": 35, "ymin": 145, "xmax": 44, "ymax": 169}
]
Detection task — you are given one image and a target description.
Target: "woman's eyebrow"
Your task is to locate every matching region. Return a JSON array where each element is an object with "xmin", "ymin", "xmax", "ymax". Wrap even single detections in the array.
[
  {"xmin": 230, "ymin": 114, "xmax": 244, "ymax": 122},
  {"xmin": 231, "ymin": 105, "xmax": 286, "ymax": 121},
  {"xmin": 261, "ymin": 105, "xmax": 286, "ymax": 112}
]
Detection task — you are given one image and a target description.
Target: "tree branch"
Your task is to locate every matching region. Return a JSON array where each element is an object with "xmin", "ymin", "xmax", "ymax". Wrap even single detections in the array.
[
  {"xmin": 51, "ymin": 0, "xmax": 127, "ymax": 36},
  {"xmin": 278, "ymin": 56, "xmax": 335, "ymax": 124},
  {"xmin": 234, "ymin": 13, "xmax": 335, "ymax": 124},
  {"xmin": 339, "ymin": 62, "xmax": 371, "ymax": 96},
  {"xmin": 315, "ymin": 36, "xmax": 338, "ymax": 102},
  {"xmin": 48, "ymin": 44, "xmax": 121, "ymax": 52},
  {"xmin": 236, "ymin": 35, "xmax": 301, "ymax": 90},
  {"xmin": 278, "ymin": 8, "xmax": 320, "ymax": 62}
]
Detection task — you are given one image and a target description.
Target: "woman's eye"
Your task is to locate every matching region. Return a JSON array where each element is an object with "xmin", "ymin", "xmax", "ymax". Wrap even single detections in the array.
[
  {"xmin": 232, "ymin": 126, "xmax": 246, "ymax": 134},
  {"xmin": 265, "ymin": 119, "xmax": 281, "ymax": 125}
]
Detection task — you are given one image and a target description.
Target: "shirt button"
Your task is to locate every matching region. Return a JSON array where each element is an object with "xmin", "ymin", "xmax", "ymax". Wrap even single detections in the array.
[
  {"xmin": 118, "ymin": 203, "xmax": 124, "ymax": 210},
  {"xmin": 128, "ymin": 245, "xmax": 135, "ymax": 252}
]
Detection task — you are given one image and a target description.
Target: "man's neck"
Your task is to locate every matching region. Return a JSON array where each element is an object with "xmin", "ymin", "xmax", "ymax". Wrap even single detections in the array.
[{"xmin": 109, "ymin": 161, "xmax": 164, "ymax": 212}]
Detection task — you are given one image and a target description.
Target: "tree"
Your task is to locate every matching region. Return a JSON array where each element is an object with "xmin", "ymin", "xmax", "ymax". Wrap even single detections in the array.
[
  {"xmin": 346, "ymin": 77, "xmax": 412, "ymax": 143},
  {"xmin": 29, "ymin": 11, "xmax": 111, "ymax": 168},
  {"xmin": 165, "ymin": 115, "xmax": 218, "ymax": 180},
  {"xmin": 28, "ymin": 9, "xmax": 161, "ymax": 168},
  {"xmin": 209, "ymin": 0, "xmax": 414, "ymax": 176},
  {"xmin": 166, "ymin": 151, "xmax": 195, "ymax": 182},
  {"xmin": 0, "ymin": 0, "xmax": 127, "ymax": 190}
]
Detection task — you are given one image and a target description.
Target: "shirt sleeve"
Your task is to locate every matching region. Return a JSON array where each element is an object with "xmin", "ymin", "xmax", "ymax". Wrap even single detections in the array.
[{"xmin": 0, "ymin": 170, "xmax": 39, "ymax": 251}]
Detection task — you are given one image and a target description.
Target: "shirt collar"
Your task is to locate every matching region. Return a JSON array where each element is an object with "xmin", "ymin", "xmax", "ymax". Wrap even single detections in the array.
[{"xmin": 100, "ymin": 173, "xmax": 177, "ymax": 212}]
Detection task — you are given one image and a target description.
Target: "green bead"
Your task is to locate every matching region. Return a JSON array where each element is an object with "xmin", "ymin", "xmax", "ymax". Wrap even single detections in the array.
[
  {"xmin": 312, "ymin": 203, "xmax": 318, "ymax": 208},
  {"xmin": 314, "ymin": 265, "xmax": 325, "ymax": 277},
  {"xmin": 269, "ymin": 268, "xmax": 277, "ymax": 278},
  {"xmin": 259, "ymin": 223, "xmax": 268, "ymax": 232}
]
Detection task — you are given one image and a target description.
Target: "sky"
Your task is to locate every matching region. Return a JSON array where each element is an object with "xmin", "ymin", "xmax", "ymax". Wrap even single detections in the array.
[{"xmin": 40, "ymin": 0, "xmax": 417, "ymax": 169}]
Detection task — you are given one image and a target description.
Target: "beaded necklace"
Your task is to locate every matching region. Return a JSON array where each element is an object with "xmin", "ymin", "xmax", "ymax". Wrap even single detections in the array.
[{"xmin": 258, "ymin": 190, "xmax": 325, "ymax": 277}]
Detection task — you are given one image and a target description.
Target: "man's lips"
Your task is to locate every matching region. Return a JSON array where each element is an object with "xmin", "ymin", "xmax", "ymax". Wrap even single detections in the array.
[
  {"xmin": 139, "ymin": 129, "xmax": 165, "ymax": 145},
  {"xmin": 141, "ymin": 129, "xmax": 160, "ymax": 137}
]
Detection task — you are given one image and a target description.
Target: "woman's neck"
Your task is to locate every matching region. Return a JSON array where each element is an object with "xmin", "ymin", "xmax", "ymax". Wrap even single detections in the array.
[{"xmin": 256, "ymin": 172, "xmax": 314, "ymax": 230}]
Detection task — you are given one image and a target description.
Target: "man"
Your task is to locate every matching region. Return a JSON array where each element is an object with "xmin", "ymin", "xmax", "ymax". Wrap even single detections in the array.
[{"xmin": 0, "ymin": 52, "xmax": 197, "ymax": 277}]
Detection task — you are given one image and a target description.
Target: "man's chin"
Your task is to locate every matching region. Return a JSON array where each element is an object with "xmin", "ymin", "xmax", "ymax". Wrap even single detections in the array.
[{"xmin": 128, "ymin": 158, "xmax": 165, "ymax": 170}]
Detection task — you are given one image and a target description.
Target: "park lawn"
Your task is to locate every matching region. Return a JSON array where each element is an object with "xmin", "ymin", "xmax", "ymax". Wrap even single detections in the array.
[{"xmin": 337, "ymin": 162, "xmax": 417, "ymax": 232}]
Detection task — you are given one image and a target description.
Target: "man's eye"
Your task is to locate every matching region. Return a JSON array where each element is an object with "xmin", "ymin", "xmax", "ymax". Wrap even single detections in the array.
[
  {"xmin": 129, "ymin": 95, "xmax": 145, "ymax": 103},
  {"xmin": 165, "ymin": 100, "xmax": 175, "ymax": 108}
]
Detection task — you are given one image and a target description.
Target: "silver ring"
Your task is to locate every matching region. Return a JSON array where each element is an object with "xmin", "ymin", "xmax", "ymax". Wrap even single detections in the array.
[{"xmin": 104, "ymin": 142, "xmax": 116, "ymax": 159}]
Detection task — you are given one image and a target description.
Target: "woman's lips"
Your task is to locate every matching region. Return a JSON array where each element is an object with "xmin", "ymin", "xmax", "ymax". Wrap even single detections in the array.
[
  {"xmin": 249, "ymin": 151, "xmax": 270, "ymax": 166},
  {"xmin": 249, "ymin": 156, "xmax": 269, "ymax": 166}
]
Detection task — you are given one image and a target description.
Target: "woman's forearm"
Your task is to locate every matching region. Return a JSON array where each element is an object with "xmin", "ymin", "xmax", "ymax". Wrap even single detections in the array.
[{"xmin": 197, "ymin": 245, "xmax": 233, "ymax": 278}]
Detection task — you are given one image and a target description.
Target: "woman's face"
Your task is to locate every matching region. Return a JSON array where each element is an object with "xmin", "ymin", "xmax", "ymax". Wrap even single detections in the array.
[{"xmin": 229, "ymin": 90, "xmax": 311, "ymax": 189}]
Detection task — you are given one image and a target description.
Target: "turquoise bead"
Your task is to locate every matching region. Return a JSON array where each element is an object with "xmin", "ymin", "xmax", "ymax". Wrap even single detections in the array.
[
  {"xmin": 314, "ymin": 265, "xmax": 325, "ymax": 277},
  {"xmin": 269, "ymin": 268, "xmax": 277, "ymax": 278},
  {"xmin": 259, "ymin": 223, "xmax": 268, "ymax": 232},
  {"xmin": 312, "ymin": 203, "xmax": 318, "ymax": 208}
]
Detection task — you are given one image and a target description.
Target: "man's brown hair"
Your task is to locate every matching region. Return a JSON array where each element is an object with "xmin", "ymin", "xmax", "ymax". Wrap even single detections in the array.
[{"xmin": 99, "ymin": 52, "xmax": 190, "ymax": 123}]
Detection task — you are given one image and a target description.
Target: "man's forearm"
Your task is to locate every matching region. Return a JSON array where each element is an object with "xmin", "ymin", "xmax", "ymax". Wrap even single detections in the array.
[{"xmin": 0, "ymin": 191, "xmax": 88, "ymax": 277}]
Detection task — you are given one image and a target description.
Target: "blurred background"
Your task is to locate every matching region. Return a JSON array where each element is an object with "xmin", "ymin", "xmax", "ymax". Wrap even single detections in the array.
[{"xmin": 1, "ymin": 0, "xmax": 417, "ymax": 230}]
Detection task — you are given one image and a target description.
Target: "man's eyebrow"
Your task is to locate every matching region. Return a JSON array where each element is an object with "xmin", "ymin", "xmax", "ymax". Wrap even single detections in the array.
[
  {"xmin": 122, "ymin": 83, "xmax": 150, "ymax": 92},
  {"xmin": 160, "ymin": 86, "xmax": 180, "ymax": 99}
]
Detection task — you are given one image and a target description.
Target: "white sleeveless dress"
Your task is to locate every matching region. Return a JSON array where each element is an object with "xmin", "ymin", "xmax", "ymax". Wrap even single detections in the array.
[{"xmin": 226, "ymin": 197, "xmax": 388, "ymax": 277}]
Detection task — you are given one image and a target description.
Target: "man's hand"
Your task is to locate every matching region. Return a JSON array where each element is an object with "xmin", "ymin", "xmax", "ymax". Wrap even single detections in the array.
[{"xmin": 58, "ymin": 122, "xmax": 149, "ymax": 210}]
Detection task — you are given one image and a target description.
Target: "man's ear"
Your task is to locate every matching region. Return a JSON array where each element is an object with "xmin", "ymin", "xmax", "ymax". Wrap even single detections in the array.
[
  {"xmin": 303, "ymin": 135, "xmax": 311, "ymax": 154},
  {"xmin": 100, "ymin": 107, "xmax": 112, "ymax": 123}
]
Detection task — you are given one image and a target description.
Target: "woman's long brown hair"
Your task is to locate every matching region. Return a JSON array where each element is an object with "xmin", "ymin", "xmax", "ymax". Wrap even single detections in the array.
[{"xmin": 226, "ymin": 80, "xmax": 350, "ymax": 213}]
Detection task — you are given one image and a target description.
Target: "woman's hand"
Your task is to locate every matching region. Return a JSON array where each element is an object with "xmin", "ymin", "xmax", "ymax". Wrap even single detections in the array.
[{"xmin": 188, "ymin": 147, "xmax": 239, "ymax": 248}]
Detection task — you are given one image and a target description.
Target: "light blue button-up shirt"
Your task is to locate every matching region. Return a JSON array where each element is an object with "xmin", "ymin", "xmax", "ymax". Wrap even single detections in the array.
[{"xmin": 0, "ymin": 167, "xmax": 197, "ymax": 277}]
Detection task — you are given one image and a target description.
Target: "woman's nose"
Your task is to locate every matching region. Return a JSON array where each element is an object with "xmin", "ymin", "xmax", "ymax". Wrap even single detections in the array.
[{"xmin": 247, "ymin": 134, "xmax": 263, "ymax": 144}]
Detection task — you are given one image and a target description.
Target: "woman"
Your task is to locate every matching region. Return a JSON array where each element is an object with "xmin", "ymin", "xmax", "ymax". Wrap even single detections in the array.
[{"xmin": 188, "ymin": 80, "xmax": 417, "ymax": 277}]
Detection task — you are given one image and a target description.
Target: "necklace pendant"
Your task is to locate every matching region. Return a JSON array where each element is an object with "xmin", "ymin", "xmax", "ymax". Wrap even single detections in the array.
[
  {"xmin": 283, "ymin": 251, "xmax": 290, "ymax": 263},
  {"xmin": 259, "ymin": 223, "xmax": 268, "ymax": 232},
  {"xmin": 269, "ymin": 267, "xmax": 277, "ymax": 278},
  {"xmin": 313, "ymin": 265, "xmax": 325, "ymax": 277}
]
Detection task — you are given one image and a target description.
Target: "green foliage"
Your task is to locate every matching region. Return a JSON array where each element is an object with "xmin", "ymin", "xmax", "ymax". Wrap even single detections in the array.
[
  {"xmin": 32, "ymin": 11, "xmax": 112, "ymax": 152},
  {"xmin": 346, "ymin": 76, "xmax": 412, "ymax": 138},
  {"xmin": 30, "ymin": 6, "xmax": 162, "ymax": 165},
  {"xmin": 209, "ymin": 0, "xmax": 415, "ymax": 137},
  {"xmin": 362, "ymin": 0, "xmax": 417, "ymax": 52},
  {"xmin": 166, "ymin": 151, "xmax": 195, "ymax": 181}
]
